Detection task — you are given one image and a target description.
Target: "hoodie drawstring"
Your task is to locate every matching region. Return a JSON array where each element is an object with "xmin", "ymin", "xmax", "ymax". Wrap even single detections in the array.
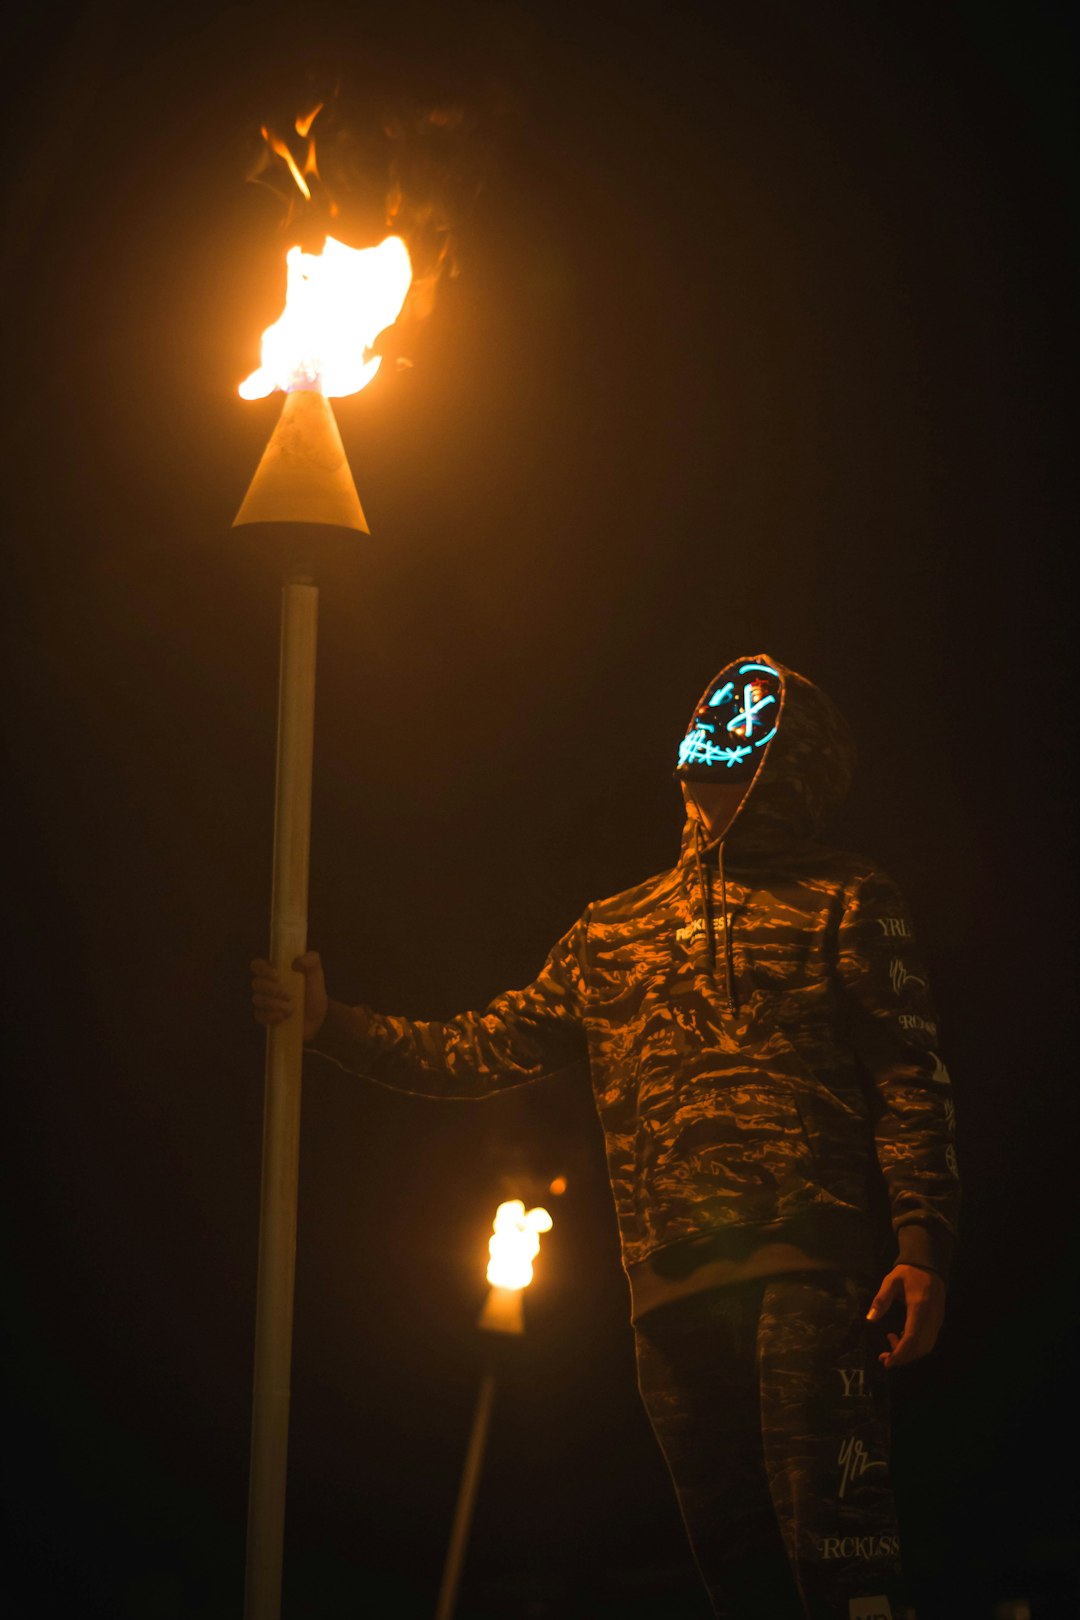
[
  {"xmin": 692, "ymin": 820, "xmax": 736, "ymax": 1009},
  {"xmin": 692, "ymin": 820, "xmax": 715, "ymax": 973},
  {"xmin": 717, "ymin": 840, "xmax": 736, "ymax": 1012}
]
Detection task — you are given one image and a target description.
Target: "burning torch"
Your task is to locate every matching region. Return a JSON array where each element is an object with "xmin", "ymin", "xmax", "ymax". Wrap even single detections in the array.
[
  {"xmin": 234, "ymin": 151, "xmax": 413, "ymax": 1620},
  {"xmin": 434, "ymin": 1200, "xmax": 553, "ymax": 1620}
]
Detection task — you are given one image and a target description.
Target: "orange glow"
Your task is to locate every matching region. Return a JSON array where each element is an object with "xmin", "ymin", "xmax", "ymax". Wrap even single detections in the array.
[
  {"xmin": 295, "ymin": 104, "xmax": 323, "ymax": 139},
  {"xmin": 260, "ymin": 124, "xmax": 311, "ymax": 201},
  {"xmin": 239, "ymin": 234, "xmax": 413, "ymax": 400},
  {"xmin": 486, "ymin": 1200, "xmax": 552, "ymax": 1291}
]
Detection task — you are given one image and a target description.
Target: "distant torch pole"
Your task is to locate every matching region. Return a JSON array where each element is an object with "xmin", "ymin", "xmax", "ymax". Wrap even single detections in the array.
[
  {"xmin": 434, "ymin": 1202, "xmax": 552, "ymax": 1620},
  {"xmin": 235, "ymin": 388, "xmax": 371, "ymax": 1620},
  {"xmin": 434, "ymin": 1363, "xmax": 498, "ymax": 1620}
]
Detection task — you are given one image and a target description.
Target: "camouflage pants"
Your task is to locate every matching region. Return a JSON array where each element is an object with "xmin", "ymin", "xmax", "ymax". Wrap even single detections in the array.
[{"xmin": 634, "ymin": 1273, "xmax": 903, "ymax": 1620}]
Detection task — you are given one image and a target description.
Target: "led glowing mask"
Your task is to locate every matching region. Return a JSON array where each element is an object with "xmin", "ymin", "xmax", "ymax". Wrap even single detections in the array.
[{"xmin": 676, "ymin": 660, "xmax": 782, "ymax": 783}]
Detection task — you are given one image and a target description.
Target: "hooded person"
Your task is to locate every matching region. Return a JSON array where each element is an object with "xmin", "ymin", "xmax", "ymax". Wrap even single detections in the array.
[{"xmin": 255, "ymin": 652, "xmax": 959, "ymax": 1620}]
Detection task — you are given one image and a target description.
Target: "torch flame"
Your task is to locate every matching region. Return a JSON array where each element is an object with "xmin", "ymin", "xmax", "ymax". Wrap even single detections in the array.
[
  {"xmin": 486, "ymin": 1200, "xmax": 553, "ymax": 1291},
  {"xmin": 239, "ymin": 234, "xmax": 413, "ymax": 400}
]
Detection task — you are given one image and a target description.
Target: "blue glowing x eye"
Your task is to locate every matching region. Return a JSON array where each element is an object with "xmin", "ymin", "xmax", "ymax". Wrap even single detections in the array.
[{"xmin": 726, "ymin": 683, "xmax": 776, "ymax": 739}]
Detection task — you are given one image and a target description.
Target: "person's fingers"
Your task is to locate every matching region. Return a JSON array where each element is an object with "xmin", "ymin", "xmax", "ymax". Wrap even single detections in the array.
[
  {"xmin": 251, "ymin": 983, "xmax": 285, "ymax": 1002},
  {"xmin": 253, "ymin": 989, "xmax": 293, "ymax": 1009},
  {"xmin": 884, "ymin": 1272, "xmax": 946, "ymax": 1369},
  {"xmin": 252, "ymin": 955, "xmax": 323, "ymax": 984},
  {"xmin": 251, "ymin": 978, "xmax": 290, "ymax": 999},
  {"xmin": 879, "ymin": 1331, "xmax": 900, "ymax": 1363},
  {"xmin": 880, "ymin": 1324, "xmax": 913, "ymax": 1367},
  {"xmin": 866, "ymin": 1272, "xmax": 900, "ymax": 1322},
  {"xmin": 252, "ymin": 960, "xmax": 293, "ymax": 1020},
  {"xmin": 880, "ymin": 1299, "xmax": 939, "ymax": 1368},
  {"xmin": 881, "ymin": 1334, "xmax": 913, "ymax": 1367},
  {"xmin": 253, "ymin": 1005, "xmax": 288, "ymax": 1025},
  {"xmin": 899, "ymin": 1316, "xmax": 941, "ymax": 1366},
  {"xmin": 251, "ymin": 953, "xmax": 320, "ymax": 1031}
]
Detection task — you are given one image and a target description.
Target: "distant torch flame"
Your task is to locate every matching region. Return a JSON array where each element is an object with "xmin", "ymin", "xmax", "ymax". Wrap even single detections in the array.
[
  {"xmin": 486, "ymin": 1200, "xmax": 552, "ymax": 1291},
  {"xmin": 239, "ymin": 234, "xmax": 413, "ymax": 400}
]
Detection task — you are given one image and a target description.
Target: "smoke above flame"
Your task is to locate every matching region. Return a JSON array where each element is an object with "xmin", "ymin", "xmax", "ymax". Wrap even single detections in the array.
[
  {"xmin": 241, "ymin": 86, "xmax": 485, "ymax": 377},
  {"xmin": 486, "ymin": 1200, "xmax": 552, "ymax": 1291}
]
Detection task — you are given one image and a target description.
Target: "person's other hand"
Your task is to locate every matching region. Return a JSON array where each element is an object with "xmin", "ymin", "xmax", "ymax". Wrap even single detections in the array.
[
  {"xmin": 866, "ymin": 1264, "xmax": 946, "ymax": 1369},
  {"xmin": 250, "ymin": 952, "xmax": 328, "ymax": 1044}
]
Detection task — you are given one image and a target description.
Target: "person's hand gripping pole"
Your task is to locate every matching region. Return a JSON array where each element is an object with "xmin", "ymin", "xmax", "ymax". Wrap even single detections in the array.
[{"xmin": 251, "ymin": 952, "xmax": 329, "ymax": 1046}]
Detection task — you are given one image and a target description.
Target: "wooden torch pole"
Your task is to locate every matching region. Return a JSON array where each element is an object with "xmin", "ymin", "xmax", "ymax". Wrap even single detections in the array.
[
  {"xmin": 434, "ymin": 1283, "xmax": 525, "ymax": 1620},
  {"xmin": 434, "ymin": 1364, "xmax": 498, "ymax": 1620},
  {"xmin": 234, "ymin": 384, "xmax": 369, "ymax": 1617},
  {"xmin": 244, "ymin": 576, "xmax": 319, "ymax": 1620}
]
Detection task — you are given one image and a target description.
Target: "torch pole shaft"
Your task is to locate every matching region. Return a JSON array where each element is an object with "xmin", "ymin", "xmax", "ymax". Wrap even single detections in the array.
[
  {"xmin": 244, "ymin": 578, "xmax": 319, "ymax": 1620},
  {"xmin": 434, "ymin": 1366, "xmax": 498, "ymax": 1620}
]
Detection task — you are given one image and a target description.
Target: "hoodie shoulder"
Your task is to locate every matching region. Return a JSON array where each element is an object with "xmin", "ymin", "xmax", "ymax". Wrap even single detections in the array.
[
  {"xmin": 790, "ymin": 843, "xmax": 910, "ymax": 897},
  {"xmin": 726, "ymin": 839, "xmax": 898, "ymax": 891},
  {"xmin": 587, "ymin": 863, "xmax": 682, "ymax": 925}
]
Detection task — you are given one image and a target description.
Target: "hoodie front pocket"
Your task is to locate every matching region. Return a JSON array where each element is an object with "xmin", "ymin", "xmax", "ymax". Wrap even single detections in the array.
[{"xmin": 640, "ymin": 1076, "xmax": 819, "ymax": 1230}]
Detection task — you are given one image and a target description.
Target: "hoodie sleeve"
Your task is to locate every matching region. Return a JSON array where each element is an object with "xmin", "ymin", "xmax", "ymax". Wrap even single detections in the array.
[
  {"xmin": 837, "ymin": 868, "xmax": 960, "ymax": 1280},
  {"xmin": 308, "ymin": 913, "xmax": 590, "ymax": 1097}
]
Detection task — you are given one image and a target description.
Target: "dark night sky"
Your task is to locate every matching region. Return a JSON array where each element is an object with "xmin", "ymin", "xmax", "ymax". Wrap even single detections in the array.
[{"xmin": 2, "ymin": 3, "xmax": 1076, "ymax": 1617}]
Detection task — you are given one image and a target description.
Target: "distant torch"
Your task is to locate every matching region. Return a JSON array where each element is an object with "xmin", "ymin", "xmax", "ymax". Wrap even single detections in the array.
[
  {"xmin": 434, "ymin": 1201, "xmax": 553, "ymax": 1620},
  {"xmin": 478, "ymin": 1199, "xmax": 553, "ymax": 1335}
]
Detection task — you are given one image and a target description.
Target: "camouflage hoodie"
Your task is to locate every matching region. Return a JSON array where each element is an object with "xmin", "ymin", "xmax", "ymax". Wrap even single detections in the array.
[{"xmin": 312, "ymin": 655, "xmax": 959, "ymax": 1295}]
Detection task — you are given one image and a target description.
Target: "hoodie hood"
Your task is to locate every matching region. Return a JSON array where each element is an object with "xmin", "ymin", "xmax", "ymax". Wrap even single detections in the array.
[
  {"xmin": 680, "ymin": 652, "xmax": 856, "ymax": 861},
  {"xmin": 678, "ymin": 654, "xmax": 857, "ymax": 1002}
]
